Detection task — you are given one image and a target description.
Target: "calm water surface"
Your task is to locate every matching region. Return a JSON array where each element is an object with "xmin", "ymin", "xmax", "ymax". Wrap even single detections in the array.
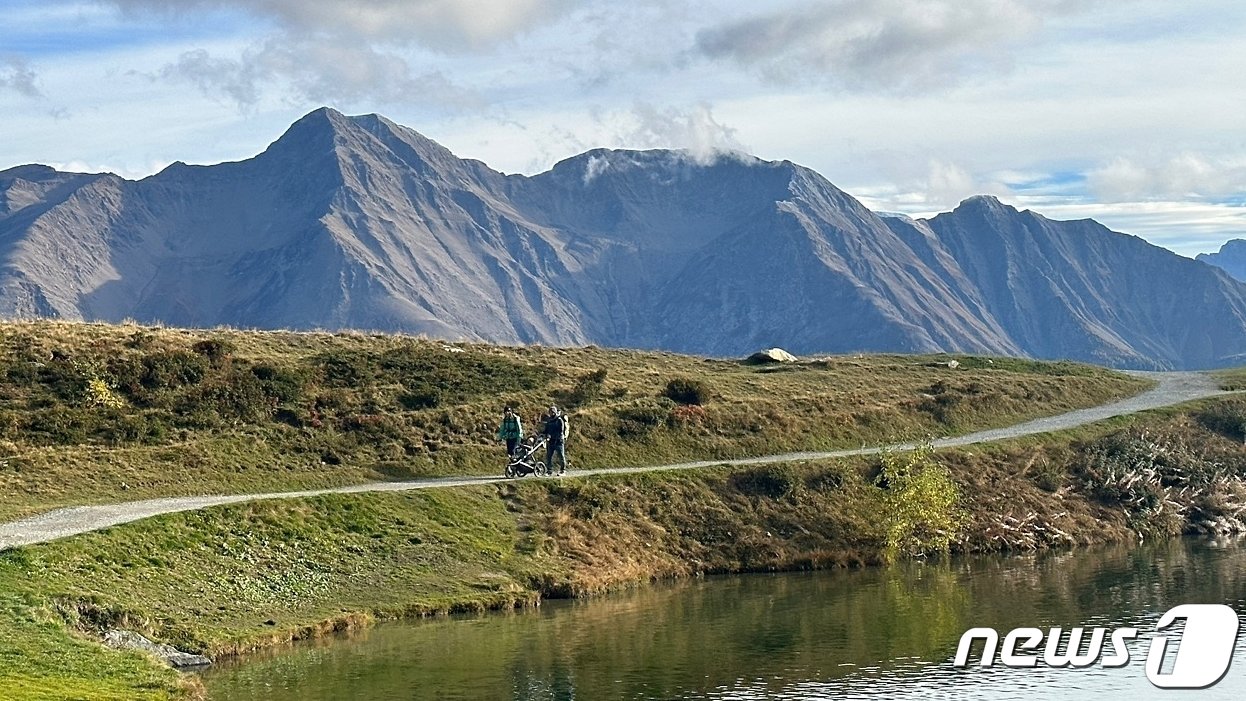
[{"xmin": 203, "ymin": 538, "xmax": 1246, "ymax": 700}]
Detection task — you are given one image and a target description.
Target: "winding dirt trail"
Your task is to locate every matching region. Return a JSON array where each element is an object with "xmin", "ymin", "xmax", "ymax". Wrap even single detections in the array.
[{"xmin": 0, "ymin": 371, "xmax": 1229, "ymax": 550}]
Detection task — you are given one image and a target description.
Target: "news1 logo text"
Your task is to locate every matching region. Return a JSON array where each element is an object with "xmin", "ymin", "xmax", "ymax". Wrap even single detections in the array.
[{"xmin": 954, "ymin": 604, "xmax": 1241, "ymax": 689}]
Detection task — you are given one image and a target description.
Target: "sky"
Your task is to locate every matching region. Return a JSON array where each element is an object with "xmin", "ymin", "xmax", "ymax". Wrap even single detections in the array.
[{"xmin": 1, "ymin": 0, "xmax": 1243, "ymax": 257}]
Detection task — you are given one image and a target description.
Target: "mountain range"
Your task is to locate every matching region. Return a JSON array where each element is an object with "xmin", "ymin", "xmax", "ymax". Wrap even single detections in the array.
[{"xmin": 2, "ymin": 107, "xmax": 1245, "ymax": 370}]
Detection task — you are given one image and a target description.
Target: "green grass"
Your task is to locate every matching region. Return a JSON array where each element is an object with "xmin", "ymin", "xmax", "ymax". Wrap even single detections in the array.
[
  {"xmin": 0, "ymin": 466, "xmax": 881, "ymax": 670},
  {"xmin": 4, "ymin": 392, "xmax": 1246, "ymax": 699},
  {"xmin": 3, "ymin": 488, "xmax": 555, "ymax": 658},
  {"xmin": 1214, "ymin": 366, "xmax": 1246, "ymax": 390},
  {"xmin": 0, "ymin": 319, "xmax": 1202, "ymax": 700},
  {"xmin": 0, "ymin": 320, "xmax": 1147, "ymax": 521},
  {"xmin": 0, "ymin": 590, "xmax": 191, "ymax": 700}
]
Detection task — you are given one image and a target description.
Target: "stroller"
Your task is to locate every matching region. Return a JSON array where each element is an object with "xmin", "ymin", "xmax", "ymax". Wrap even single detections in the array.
[{"xmin": 505, "ymin": 436, "xmax": 550, "ymax": 478}]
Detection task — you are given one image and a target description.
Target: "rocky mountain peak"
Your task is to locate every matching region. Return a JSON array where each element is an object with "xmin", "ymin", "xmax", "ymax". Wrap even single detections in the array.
[
  {"xmin": 953, "ymin": 194, "xmax": 1017, "ymax": 216},
  {"xmin": 1201, "ymin": 239, "xmax": 1246, "ymax": 258},
  {"xmin": 262, "ymin": 107, "xmax": 444, "ymax": 161},
  {"xmin": 543, "ymin": 147, "xmax": 772, "ymax": 188},
  {"xmin": 1, "ymin": 164, "xmax": 63, "ymax": 182},
  {"xmin": 1198, "ymin": 239, "xmax": 1246, "ymax": 281}
]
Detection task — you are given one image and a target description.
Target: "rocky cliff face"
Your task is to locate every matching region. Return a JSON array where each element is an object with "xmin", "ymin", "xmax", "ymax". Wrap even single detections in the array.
[
  {"xmin": 915, "ymin": 197, "xmax": 1246, "ymax": 369},
  {"xmin": 1198, "ymin": 240, "xmax": 1246, "ymax": 281},
  {"xmin": 2, "ymin": 107, "xmax": 1245, "ymax": 369}
]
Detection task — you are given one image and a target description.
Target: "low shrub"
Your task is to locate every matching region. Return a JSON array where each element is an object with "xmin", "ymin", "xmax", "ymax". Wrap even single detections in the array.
[
  {"xmin": 251, "ymin": 364, "xmax": 307, "ymax": 403},
  {"xmin": 37, "ymin": 358, "xmax": 90, "ymax": 401},
  {"xmin": 192, "ymin": 338, "xmax": 235, "ymax": 364},
  {"xmin": 98, "ymin": 411, "xmax": 171, "ymax": 444},
  {"xmin": 137, "ymin": 351, "xmax": 209, "ymax": 392},
  {"xmin": 1031, "ymin": 460, "xmax": 1066, "ymax": 493},
  {"xmin": 564, "ymin": 368, "xmax": 608, "ymax": 407},
  {"xmin": 85, "ymin": 377, "xmax": 125, "ymax": 409},
  {"xmin": 314, "ymin": 345, "xmax": 554, "ymax": 403},
  {"xmin": 315, "ymin": 350, "xmax": 376, "ymax": 388},
  {"xmin": 732, "ymin": 463, "xmax": 802, "ymax": 499},
  {"xmin": 192, "ymin": 368, "xmax": 274, "ymax": 421},
  {"xmin": 805, "ymin": 465, "xmax": 852, "ymax": 492},
  {"xmin": 1074, "ymin": 431, "xmax": 1228, "ymax": 537},
  {"xmin": 1196, "ymin": 400, "xmax": 1246, "ymax": 443},
  {"xmin": 668, "ymin": 404, "xmax": 707, "ymax": 429},
  {"xmin": 615, "ymin": 398, "xmax": 674, "ymax": 437},
  {"xmin": 398, "ymin": 386, "xmax": 441, "ymax": 410},
  {"xmin": 24, "ymin": 408, "xmax": 95, "ymax": 445},
  {"xmin": 663, "ymin": 377, "xmax": 708, "ymax": 406},
  {"xmin": 917, "ymin": 380, "xmax": 963, "ymax": 426},
  {"xmin": 338, "ymin": 413, "xmax": 406, "ymax": 440}
]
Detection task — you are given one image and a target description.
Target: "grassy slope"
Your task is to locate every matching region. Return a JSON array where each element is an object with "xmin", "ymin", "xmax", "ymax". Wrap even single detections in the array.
[
  {"xmin": 0, "ymin": 599, "xmax": 192, "ymax": 701},
  {"xmin": 0, "ymin": 319, "xmax": 1177, "ymax": 700},
  {"xmin": 1215, "ymin": 366, "xmax": 1246, "ymax": 390},
  {"xmin": 0, "ymin": 320, "xmax": 1146, "ymax": 521},
  {"xmin": 5, "ymin": 395, "xmax": 1246, "ymax": 699}
]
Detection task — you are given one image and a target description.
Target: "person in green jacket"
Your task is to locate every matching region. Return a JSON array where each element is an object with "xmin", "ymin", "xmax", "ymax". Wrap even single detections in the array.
[{"xmin": 497, "ymin": 406, "xmax": 523, "ymax": 458}]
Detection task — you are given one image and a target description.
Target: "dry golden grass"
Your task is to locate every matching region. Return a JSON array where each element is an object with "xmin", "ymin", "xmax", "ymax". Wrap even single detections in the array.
[{"xmin": 0, "ymin": 319, "xmax": 1146, "ymax": 520}]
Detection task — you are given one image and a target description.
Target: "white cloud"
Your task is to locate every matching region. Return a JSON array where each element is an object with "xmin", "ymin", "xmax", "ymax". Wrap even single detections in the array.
[
  {"xmin": 693, "ymin": 0, "xmax": 1096, "ymax": 92},
  {"xmin": 614, "ymin": 102, "xmax": 748, "ymax": 164},
  {"xmin": 423, "ymin": 101, "xmax": 750, "ymax": 178},
  {"xmin": 1088, "ymin": 154, "xmax": 1246, "ymax": 202},
  {"xmin": 157, "ymin": 40, "xmax": 479, "ymax": 110},
  {"xmin": 158, "ymin": 49, "xmax": 260, "ymax": 107},
  {"xmin": 104, "ymin": 0, "xmax": 582, "ymax": 51},
  {"xmin": 99, "ymin": 0, "xmax": 539, "ymax": 110},
  {"xmin": 1015, "ymin": 199, "xmax": 1246, "ymax": 258},
  {"xmin": 850, "ymin": 188, "xmax": 1246, "ymax": 259},
  {"xmin": 924, "ymin": 160, "xmax": 979, "ymax": 207},
  {"xmin": 581, "ymin": 154, "xmax": 608, "ymax": 184},
  {"xmin": 850, "ymin": 159, "xmax": 1014, "ymax": 215}
]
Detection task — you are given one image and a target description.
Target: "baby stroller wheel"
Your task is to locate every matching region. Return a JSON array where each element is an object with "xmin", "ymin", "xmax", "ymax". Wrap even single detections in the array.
[
  {"xmin": 504, "ymin": 463, "xmax": 516, "ymax": 478},
  {"xmin": 535, "ymin": 460, "xmax": 548, "ymax": 476}
]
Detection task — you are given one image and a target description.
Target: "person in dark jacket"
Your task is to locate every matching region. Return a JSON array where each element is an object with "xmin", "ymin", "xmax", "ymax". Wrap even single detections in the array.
[
  {"xmin": 496, "ymin": 406, "xmax": 523, "ymax": 457},
  {"xmin": 542, "ymin": 405, "xmax": 568, "ymax": 475}
]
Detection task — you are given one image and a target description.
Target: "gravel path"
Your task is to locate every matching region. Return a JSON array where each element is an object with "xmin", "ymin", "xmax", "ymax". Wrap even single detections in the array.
[{"xmin": 0, "ymin": 371, "xmax": 1229, "ymax": 550}]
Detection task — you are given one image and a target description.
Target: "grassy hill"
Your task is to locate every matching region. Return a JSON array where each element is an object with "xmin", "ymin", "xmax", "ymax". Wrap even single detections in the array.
[
  {"xmin": 0, "ymin": 320, "xmax": 1146, "ymax": 521},
  {"xmin": 0, "ymin": 319, "xmax": 1200, "ymax": 700},
  {"xmin": 6, "ymin": 393, "xmax": 1246, "ymax": 699}
]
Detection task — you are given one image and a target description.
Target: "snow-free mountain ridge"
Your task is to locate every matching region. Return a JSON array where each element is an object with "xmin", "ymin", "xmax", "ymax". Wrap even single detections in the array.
[
  {"xmin": 1198, "ymin": 240, "xmax": 1246, "ymax": 282},
  {"xmin": 2, "ymin": 107, "xmax": 1245, "ymax": 369}
]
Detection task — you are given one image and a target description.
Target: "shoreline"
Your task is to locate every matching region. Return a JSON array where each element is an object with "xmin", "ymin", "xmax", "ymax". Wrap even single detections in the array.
[
  {"xmin": 187, "ymin": 394, "xmax": 1246, "ymax": 667},
  {"xmin": 6, "ymin": 395, "xmax": 1246, "ymax": 699}
]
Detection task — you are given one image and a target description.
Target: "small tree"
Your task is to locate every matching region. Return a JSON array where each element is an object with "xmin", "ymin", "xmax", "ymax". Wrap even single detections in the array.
[
  {"xmin": 85, "ymin": 377, "xmax": 125, "ymax": 409},
  {"xmin": 876, "ymin": 443, "xmax": 963, "ymax": 562}
]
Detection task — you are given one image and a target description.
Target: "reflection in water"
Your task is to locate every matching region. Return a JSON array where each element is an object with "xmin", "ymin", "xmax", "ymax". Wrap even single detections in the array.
[{"xmin": 203, "ymin": 538, "xmax": 1246, "ymax": 700}]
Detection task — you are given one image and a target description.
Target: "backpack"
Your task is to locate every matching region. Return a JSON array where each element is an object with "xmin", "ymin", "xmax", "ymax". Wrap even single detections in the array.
[{"xmin": 547, "ymin": 414, "xmax": 566, "ymax": 443}]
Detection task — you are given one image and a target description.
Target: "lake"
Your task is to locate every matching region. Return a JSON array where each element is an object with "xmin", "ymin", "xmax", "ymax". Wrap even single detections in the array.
[{"xmin": 202, "ymin": 537, "xmax": 1246, "ymax": 699}]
